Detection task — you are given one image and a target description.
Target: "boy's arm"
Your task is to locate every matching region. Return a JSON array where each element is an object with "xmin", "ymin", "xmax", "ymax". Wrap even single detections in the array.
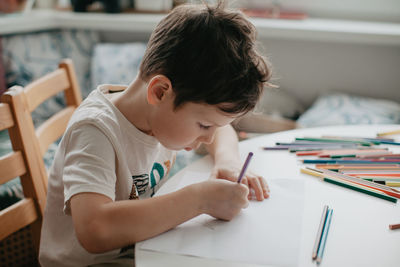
[
  {"xmin": 205, "ymin": 124, "xmax": 270, "ymax": 201},
  {"xmin": 65, "ymin": 124, "xmax": 249, "ymax": 254},
  {"xmin": 70, "ymin": 179, "xmax": 248, "ymax": 253}
]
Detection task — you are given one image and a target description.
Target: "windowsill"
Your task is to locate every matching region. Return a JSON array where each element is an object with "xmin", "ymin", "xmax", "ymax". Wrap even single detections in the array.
[{"xmin": 1, "ymin": 9, "xmax": 400, "ymax": 45}]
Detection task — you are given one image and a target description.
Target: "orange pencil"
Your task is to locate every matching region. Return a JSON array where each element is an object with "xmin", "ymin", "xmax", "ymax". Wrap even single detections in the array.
[
  {"xmin": 316, "ymin": 164, "xmax": 400, "ymax": 170},
  {"xmin": 347, "ymin": 173, "xmax": 400, "ymax": 177}
]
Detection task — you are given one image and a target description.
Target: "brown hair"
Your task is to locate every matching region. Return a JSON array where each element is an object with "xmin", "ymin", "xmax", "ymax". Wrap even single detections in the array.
[{"xmin": 139, "ymin": 2, "xmax": 271, "ymax": 114}]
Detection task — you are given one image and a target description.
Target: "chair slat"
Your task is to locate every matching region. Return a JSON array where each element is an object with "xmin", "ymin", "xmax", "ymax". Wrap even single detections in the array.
[
  {"xmin": 24, "ymin": 69, "xmax": 70, "ymax": 112},
  {"xmin": 0, "ymin": 151, "xmax": 27, "ymax": 184},
  {"xmin": 36, "ymin": 106, "xmax": 75, "ymax": 157},
  {"xmin": 0, "ymin": 198, "xmax": 38, "ymax": 240},
  {"xmin": 0, "ymin": 103, "xmax": 14, "ymax": 131}
]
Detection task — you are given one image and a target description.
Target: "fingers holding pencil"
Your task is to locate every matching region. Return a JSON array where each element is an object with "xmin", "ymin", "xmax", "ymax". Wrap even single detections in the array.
[{"xmin": 245, "ymin": 172, "xmax": 270, "ymax": 201}]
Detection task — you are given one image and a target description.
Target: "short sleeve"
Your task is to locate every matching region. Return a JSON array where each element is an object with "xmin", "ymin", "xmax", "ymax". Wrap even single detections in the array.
[{"xmin": 63, "ymin": 123, "xmax": 117, "ymax": 214}]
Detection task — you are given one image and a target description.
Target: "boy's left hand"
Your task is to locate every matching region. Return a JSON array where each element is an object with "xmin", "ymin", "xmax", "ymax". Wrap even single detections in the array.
[{"xmin": 210, "ymin": 162, "xmax": 270, "ymax": 201}]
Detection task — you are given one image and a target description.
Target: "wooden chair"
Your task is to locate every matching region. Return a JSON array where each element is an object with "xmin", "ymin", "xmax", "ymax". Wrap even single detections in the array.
[
  {"xmin": 2, "ymin": 59, "xmax": 82, "ymax": 193},
  {"xmin": 0, "ymin": 102, "xmax": 46, "ymax": 266},
  {"xmin": 0, "ymin": 59, "xmax": 82, "ymax": 265}
]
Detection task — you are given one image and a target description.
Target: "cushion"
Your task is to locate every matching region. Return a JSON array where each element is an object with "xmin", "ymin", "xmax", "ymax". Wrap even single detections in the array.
[
  {"xmin": 91, "ymin": 42, "xmax": 147, "ymax": 86},
  {"xmin": 255, "ymin": 87, "xmax": 305, "ymax": 120},
  {"xmin": 297, "ymin": 92, "xmax": 400, "ymax": 127},
  {"xmin": 1, "ymin": 29, "xmax": 99, "ymax": 125}
]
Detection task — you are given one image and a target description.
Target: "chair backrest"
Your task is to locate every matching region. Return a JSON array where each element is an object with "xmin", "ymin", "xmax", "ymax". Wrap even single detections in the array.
[
  {"xmin": 2, "ymin": 59, "xmax": 82, "ymax": 192},
  {"xmin": 0, "ymin": 102, "xmax": 46, "ymax": 265},
  {"xmin": 0, "ymin": 59, "xmax": 82, "ymax": 265}
]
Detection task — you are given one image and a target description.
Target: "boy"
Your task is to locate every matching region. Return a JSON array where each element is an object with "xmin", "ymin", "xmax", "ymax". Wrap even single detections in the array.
[{"xmin": 39, "ymin": 2, "xmax": 272, "ymax": 266}]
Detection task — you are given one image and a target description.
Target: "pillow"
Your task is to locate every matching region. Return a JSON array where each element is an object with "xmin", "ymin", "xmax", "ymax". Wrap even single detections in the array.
[
  {"xmin": 91, "ymin": 42, "xmax": 147, "ymax": 86},
  {"xmin": 1, "ymin": 30, "xmax": 99, "ymax": 125},
  {"xmin": 255, "ymin": 87, "xmax": 305, "ymax": 120},
  {"xmin": 297, "ymin": 92, "xmax": 400, "ymax": 127}
]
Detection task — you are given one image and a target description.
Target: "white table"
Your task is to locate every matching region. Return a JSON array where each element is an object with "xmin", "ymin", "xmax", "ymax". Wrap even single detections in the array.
[{"xmin": 136, "ymin": 124, "xmax": 400, "ymax": 267}]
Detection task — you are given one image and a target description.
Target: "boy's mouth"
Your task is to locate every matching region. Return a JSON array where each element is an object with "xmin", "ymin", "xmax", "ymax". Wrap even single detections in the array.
[{"xmin": 184, "ymin": 147, "xmax": 193, "ymax": 151}]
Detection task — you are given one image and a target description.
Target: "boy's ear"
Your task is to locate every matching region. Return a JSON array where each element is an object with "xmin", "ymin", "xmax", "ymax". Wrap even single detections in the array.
[{"xmin": 147, "ymin": 75, "xmax": 172, "ymax": 105}]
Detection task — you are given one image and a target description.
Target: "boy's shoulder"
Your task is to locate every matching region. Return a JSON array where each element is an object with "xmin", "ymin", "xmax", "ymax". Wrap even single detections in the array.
[
  {"xmin": 66, "ymin": 85, "xmax": 126, "ymax": 138},
  {"xmin": 70, "ymin": 84, "xmax": 125, "ymax": 124}
]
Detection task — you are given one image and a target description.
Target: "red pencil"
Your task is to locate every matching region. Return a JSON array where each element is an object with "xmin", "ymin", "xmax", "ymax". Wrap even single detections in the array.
[{"xmin": 389, "ymin": 223, "xmax": 400, "ymax": 230}]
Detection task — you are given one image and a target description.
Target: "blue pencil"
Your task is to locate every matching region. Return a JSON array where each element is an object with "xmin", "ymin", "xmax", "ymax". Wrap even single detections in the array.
[
  {"xmin": 378, "ymin": 140, "xmax": 400, "ymax": 146},
  {"xmin": 316, "ymin": 209, "xmax": 333, "ymax": 264}
]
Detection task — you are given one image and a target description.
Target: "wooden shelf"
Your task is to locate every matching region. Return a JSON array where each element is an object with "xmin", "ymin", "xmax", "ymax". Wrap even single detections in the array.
[{"xmin": 1, "ymin": 9, "xmax": 400, "ymax": 45}]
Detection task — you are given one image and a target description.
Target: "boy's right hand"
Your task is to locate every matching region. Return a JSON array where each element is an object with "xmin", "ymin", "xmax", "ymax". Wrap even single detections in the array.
[{"xmin": 195, "ymin": 179, "xmax": 249, "ymax": 221}]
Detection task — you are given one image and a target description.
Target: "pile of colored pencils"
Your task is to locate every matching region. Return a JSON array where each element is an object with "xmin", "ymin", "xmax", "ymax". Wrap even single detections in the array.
[{"xmin": 263, "ymin": 135, "xmax": 400, "ymax": 203}]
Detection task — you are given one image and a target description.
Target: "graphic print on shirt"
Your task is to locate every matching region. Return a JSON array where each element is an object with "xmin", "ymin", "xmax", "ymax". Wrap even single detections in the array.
[
  {"xmin": 130, "ymin": 160, "xmax": 172, "ymax": 198},
  {"xmin": 130, "ymin": 174, "xmax": 149, "ymax": 196},
  {"xmin": 149, "ymin": 160, "xmax": 172, "ymax": 188}
]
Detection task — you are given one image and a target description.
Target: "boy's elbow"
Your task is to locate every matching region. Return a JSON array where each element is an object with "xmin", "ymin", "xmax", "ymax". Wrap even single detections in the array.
[{"xmin": 75, "ymin": 219, "xmax": 112, "ymax": 254}]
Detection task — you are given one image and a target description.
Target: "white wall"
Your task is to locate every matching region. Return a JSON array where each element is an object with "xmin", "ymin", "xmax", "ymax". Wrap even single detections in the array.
[
  {"xmin": 259, "ymin": 38, "xmax": 400, "ymax": 107},
  {"xmin": 238, "ymin": 0, "xmax": 400, "ymax": 22}
]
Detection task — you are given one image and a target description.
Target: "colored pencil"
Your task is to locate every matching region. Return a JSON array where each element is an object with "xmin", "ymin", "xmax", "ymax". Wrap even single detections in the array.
[
  {"xmin": 377, "ymin": 140, "xmax": 400, "ymax": 146},
  {"xmin": 237, "ymin": 152, "xmax": 253, "ymax": 183},
  {"xmin": 360, "ymin": 154, "xmax": 400, "ymax": 158},
  {"xmin": 300, "ymin": 168, "xmax": 398, "ymax": 203},
  {"xmin": 276, "ymin": 141, "xmax": 359, "ymax": 146},
  {"xmin": 322, "ymin": 135, "xmax": 395, "ymax": 143},
  {"xmin": 347, "ymin": 173, "xmax": 400, "ymax": 177},
  {"xmin": 295, "ymin": 137, "xmax": 373, "ymax": 146},
  {"xmin": 312, "ymin": 205, "xmax": 328, "ymax": 260},
  {"xmin": 323, "ymin": 177, "xmax": 397, "ymax": 203},
  {"xmin": 341, "ymin": 170, "xmax": 400, "ymax": 174},
  {"xmin": 389, "ymin": 223, "xmax": 400, "ymax": 230},
  {"xmin": 301, "ymin": 167, "xmax": 394, "ymax": 195},
  {"xmin": 362, "ymin": 177, "xmax": 400, "ymax": 181},
  {"xmin": 290, "ymin": 146, "xmax": 361, "ymax": 152},
  {"xmin": 377, "ymin": 129, "xmax": 400, "ymax": 137},
  {"xmin": 296, "ymin": 149, "xmax": 388, "ymax": 157},
  {"xmin": 262, "ymin": 146, "xmax": 290, "ymax": 150},
  {"xmin": 312, "ymin": 168, "xmax": 400, "ymax": 199},
  {"xmin": 322, "ymin": 135, "xmax": 394, "ymax": 140},
  {"xmin": 315, "ymin": 164, "xmax": 400, "ymax": 171},
  {"xmin": 316, "ymin": 209, "xmax": 333, "ymax": 264},
  {"xmin": 368, "ymin": 180, "xmax": 400, "ymax": 187},
  {"xmin": 302, "ymin": 159, "xmax": 400, "ymax": 164}
]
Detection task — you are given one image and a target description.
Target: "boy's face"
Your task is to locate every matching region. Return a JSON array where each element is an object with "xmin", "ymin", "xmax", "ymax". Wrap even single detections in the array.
[{"xmin": 150, "ymin": 95, "xmax": 238, "ymax": 151}]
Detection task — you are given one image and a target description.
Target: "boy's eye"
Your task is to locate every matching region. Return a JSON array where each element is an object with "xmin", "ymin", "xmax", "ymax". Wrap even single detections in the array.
[{"xmin": 198, "ymin": 123, "xmax": 211, "ymax": 130}]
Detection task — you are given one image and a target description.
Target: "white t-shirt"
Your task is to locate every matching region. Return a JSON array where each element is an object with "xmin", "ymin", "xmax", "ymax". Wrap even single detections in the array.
[{"xmin": 39, "ymin": 85, "xmax": 176, "ymax": 267}]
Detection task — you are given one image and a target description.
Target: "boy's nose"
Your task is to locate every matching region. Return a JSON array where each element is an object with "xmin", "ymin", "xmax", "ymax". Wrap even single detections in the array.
[{"xmin": 199, "ymin": 131, "xmax": 215, "ymax": 145}]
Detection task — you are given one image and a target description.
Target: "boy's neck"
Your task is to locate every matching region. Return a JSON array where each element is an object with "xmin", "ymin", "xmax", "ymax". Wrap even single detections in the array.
[{"xmin": 111, "ymin": 78, "xmax": 154, "ymax": 136}]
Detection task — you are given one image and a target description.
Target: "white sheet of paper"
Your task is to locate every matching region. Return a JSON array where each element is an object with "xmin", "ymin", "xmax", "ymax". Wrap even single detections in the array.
[{"xmin": 139, "ymin": 171, "xmax": 305, "ymax": 267}]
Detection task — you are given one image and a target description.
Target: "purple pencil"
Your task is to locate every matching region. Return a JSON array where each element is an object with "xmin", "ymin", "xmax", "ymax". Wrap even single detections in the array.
[{"xmin": 237, "ymin": 152, "xmax": 254, "ymax": 183}]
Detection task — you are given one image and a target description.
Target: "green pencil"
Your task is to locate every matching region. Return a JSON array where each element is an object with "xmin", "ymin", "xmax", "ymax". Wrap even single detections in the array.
[
  {"xmin": 295, "ymin": 137, "xmax": 373, "ymax": 146},
  {"xmin": 324, "ymin": 177, "xmax": 397, "ymax": 203}
]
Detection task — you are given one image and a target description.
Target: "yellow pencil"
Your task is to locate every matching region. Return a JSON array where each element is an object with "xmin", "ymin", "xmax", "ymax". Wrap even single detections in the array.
[
  {"xmin": 377, "ymin": 129, "xmax": 400, "ymax": 137},
  {"xmin": 386, "ymin": 181, "xmax": 400, "ymax": 187}
]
